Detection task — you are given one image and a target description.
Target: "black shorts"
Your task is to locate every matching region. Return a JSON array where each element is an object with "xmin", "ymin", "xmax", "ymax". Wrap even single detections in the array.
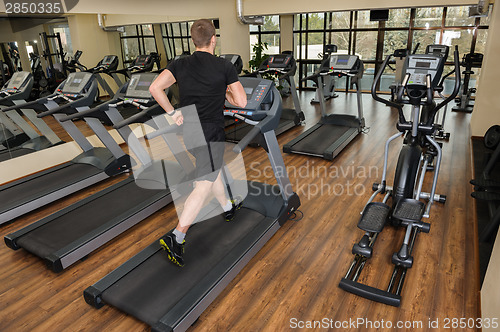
[{"xmin": 183, "ymin": 122, "xmax": 225, "ymax": 182}]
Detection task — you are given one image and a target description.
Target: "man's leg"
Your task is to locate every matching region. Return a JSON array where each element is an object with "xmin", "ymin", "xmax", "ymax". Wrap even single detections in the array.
[
  {"xmin": 212, "ymin": 171, "xmax": 229, "ymax": 206},
  {"xmin": 177, "ymin": 179, "xmax": 213, "ymax": 232},
  {"xmin": 160, "ymin": 179, "xmax": 213, "ymax": 267}
]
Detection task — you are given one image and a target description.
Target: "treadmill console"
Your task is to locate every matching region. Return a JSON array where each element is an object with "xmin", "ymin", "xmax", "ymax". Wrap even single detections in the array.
[
  {"xmin": 3, "ymin": 71, "xmax": 32, "ymax": 93},
  {"xmin": 220, "ymin": 54, "xmax": 243, "ymax": 74},
  {"xmin": 267, "ymin": 54, "xmax": 292, "ymax": 69},
  {"xmin": 224, "ymin": 77, "xmax": 274, "ymax": 120},
  {"xmin": 425, "ymin": 44, "xmax": 449, "ymax": 60},
  {"xmin": 125, "ymin": 73, "xmax": 158, "ymax": 101},
  {"xmin": 131, "ymin": 54, "xmax": 153, "ymax": 70},
  {"xmin": 328, "ymin": 55, "xmax": 359, "ymax": 71},
  {"xmin": 59, "ymin": 72, "xmax": 94, "ymax": 97},
  {"xmin": 98, "ymin": 55, "xmax": 119, "ymax": 71},
  {"xmin": 404, "ymin": 55, "xmax": 445, "ymax": 88}
]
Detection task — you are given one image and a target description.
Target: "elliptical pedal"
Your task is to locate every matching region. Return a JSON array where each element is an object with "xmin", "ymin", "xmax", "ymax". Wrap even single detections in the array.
[
  {"xmin": 392, "ymin": 198, "xmax": 425, "ymax": 223},
  {"xmin": 358, "ymin": 202, "xmax": 390, "ymax": 233},
  {"xmin": 470, "ymin": 178, "xmax": 500, "ymax": 190},
  {"xmin": 471, "ymin": 191, "xmax": 500, "ymax": 201}
]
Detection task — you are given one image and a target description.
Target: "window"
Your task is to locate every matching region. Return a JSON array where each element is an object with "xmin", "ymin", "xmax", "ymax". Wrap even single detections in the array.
[
  {"xmin": 48, "ymin": 22, "xmax": 73, "ymax": 60},
  {"xmin": 120, "ymin": 24, "xmax": 157, "ymax": 64},
  {"xmin": 445, "ymin": 6, "xmax": 476, "ymax": 27},
  {"xmin": 414, "ymin": 7, "xmax": 443, "ymax": 28},
  {"xmin": 249, "ymin": 15, "xmax": 280, "ymax": 59},
  {"xmin": 162, "ymin": 20, "xmax": 221, "ymax": 61},
  {"xmin": 293, "ymin": 5, "xmax": 490, "ymax": 94}
]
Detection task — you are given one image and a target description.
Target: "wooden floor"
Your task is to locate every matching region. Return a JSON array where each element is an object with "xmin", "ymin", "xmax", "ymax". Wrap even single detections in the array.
[{"xmin": 0, "ymin": 91, "xmax": 480, "ymax": 331}]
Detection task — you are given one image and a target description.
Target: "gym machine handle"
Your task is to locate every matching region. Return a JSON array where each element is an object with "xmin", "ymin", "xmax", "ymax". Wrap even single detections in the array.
[
  {"xmin": 234, "ymin": 126, "xmax": 261, "ymax": 153},
  {"xmin": 426, "ymin": 74, "xmax": 433, "ymax": 104},
  {"xmin": 144, "ymin": 122, "xmax": 180, "ymax": 140},
  {"xmin": 59, "ymin": 99, "xmax": 115, "ymax": 122},
  {"xmin": 37, "ymin": 98, "xmax": 82, "ymax": 118},
  {"xmin": 112, "ymin": 104, "xmax": 163, "ymax": 129},
  {"xmin": 424, "ymin": 45, "xmax": 461, "ymax": 127},
  {"xmin": 0, "ymin": 95, "xmax": 52, "ymax": 112},
  {"xmin": 372, "ymin": 54, "xmax": 405, "ymax": 112}
]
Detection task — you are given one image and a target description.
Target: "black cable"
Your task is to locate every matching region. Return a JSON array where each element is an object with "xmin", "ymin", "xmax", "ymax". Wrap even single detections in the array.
[{"xmin": 289, "ymin": 209, "xmax": 304, "ymax": 221}]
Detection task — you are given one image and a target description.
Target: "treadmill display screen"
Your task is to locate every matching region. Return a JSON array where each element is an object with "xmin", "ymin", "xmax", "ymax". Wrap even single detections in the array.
[
  {"xmin": 268, "ymin": 54, "xmax": 291, "ymax": 68},
  {"xmin": 6, "ymin": 72, "xmax": 30, "ymax": 89},
  {"xmin": 102, "ymin": 56, "xmax": 113, "ymax": 65},
  {"xmin": 336, "ymin": 57, "xmax": 349, "ymax": 64},
  {"xmin": 416, "ymin": 61, "xmax": 431, "ymax": 68},
  {"xmin": 270, "ymin": 55, "xmax": 287, "ymax": 64},
  {"xmin": 135, "ymin": 55, "xmax": 149, "ymax": 66},
  {"xmin": 71, "ymin": 78, "xmax": 83, "ymax": 86},
  {"xmin": 136, "ymin": 81, "xmax": 151, "ymax": 91},
  {"xmin": 126, "ymin": 73, "xmax": 158, "ymax": 98}
]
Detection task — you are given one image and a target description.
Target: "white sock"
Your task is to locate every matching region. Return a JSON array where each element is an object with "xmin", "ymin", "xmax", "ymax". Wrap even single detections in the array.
[
  {"xmin": 172, "ymin": 229, "xmax": 186, "ymax": 244},
  {"xmin": 222, "ymin": 200, "xmax": 233, "ymax": 212}
]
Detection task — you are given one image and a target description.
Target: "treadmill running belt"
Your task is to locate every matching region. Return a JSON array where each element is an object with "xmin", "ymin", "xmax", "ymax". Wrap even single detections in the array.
[
  {"xmin": 0, "ymin": 163, "xmax": 101, "ymax": 212},
  {"xmin": 0, "ymin": 147, "xmax": 33, "ymax": 162},
  {"xmin": 16, "ymin": 180, "xmax": 166, "ymax": 258},
  {"xmin": 226, "ymin": 116, "xmax": 294, "ymax": 142},
  {"xmin": 101, "ymin": 208, "xmax": 272, "ymax": 326},
  {"xmin": 290, "ymin": 124, "xmax": 350, "ymax": 154}
]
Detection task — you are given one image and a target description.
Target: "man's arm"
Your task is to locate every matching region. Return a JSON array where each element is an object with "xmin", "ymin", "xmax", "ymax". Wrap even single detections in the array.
[
  {"xmin": 149, "ymin": 69, "xmax": 176, "ymax": 114},
  {"xmin": 226, "ymin": 81, "xmax": 247, "ymax": 108}
]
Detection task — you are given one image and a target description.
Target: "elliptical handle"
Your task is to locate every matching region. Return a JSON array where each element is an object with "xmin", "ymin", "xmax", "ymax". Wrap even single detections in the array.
[
  {"xmin": 426, "ymin": 46, "xmax": 461, "ymax": 126},
  {"xmin": 371, "ymin": 54, "xmax": 401, "ymax": 110}
]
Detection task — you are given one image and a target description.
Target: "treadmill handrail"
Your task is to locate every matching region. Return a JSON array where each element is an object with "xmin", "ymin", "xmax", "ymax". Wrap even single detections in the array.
[
  {"xmin": 112, "ymin": 103, "xmax": 163, "ymax": 129},
  {"xmin": 59, "ymin": 99, "xmax": 116, "ymax": 122},
  {"xmin": 37, "ymin": 98, "xmax": 82, "ymax": 118},
  {"xmin": 0, "ymin": 95, "xmax": 53, "ymax": 112},
  {"xmin": 233, "ymin": 126, "xmax": 261, "ymax": 153},
  {"xmin": 144, "ymin": 121, "xmax": 180, "ymax": 139}
]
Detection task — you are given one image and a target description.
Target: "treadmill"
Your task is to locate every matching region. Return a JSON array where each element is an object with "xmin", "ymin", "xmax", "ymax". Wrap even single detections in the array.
[
  {"xmin": 5, "ymin": 73, "xmax": 195, "ymax": 272},
  {"xmin": 0, "ymin": 71, "xmax": 64, "ymax": 162},
  {"xmin": 84, "ymin": 77, "xmax": 301, "ymax": 332},
  {"xmin": 283, "ymin": 54, "xmax": 366, "ymax": 160},
  {"xmin": 87, "ymin": 55, "xmax": 123, "ymax": 97},
  {"xmin": 225, "ymin": 53, "xmax": 305, "ymax": 144},
  {"xmin": 0, "ymin": 72, "xmax": 131, "ymax": 225},
  {"xmin": 110, "ymin": 53, "xmax": 159, "ymax": 82}
]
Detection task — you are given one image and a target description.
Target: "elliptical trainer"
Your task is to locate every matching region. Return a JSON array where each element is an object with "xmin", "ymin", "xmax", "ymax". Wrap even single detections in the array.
[{"xmin": 338, "ymin": 46, "xmax": 461, "ymax": 306}]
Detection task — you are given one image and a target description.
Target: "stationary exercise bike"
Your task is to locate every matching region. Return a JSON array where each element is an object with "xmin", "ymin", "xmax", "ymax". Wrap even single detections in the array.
[
  {"xmin": 310, "ymin": 44, "xmax": 338, "ymax": 104},
  {"xmin": 338, "ymin": 46, "xmax": 461, "ymax": 306},
  {"xmin": 452, "ymin": 52, "xmax": 483, "ymax": 113}
]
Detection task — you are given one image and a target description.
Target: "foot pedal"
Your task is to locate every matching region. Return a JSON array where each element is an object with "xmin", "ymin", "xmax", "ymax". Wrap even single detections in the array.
[
  {"xmin": 392, "ymin": 199, "xmax": 425, "ymax": 223},
  {"xmin": 358, "ymin": 202, "xmax": 390, "ymax": 233},
  {"xmin": 472, "ymin": 191, "xmax": 500, "ymax": 201},
  {"xmin": 471, "ymin": 178, "xmax": 500, "ymax": 189}
]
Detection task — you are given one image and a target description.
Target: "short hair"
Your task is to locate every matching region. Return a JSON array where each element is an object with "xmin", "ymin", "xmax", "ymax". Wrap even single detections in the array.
[{"xmin": 191, "ymin": 19, "xmax": 216, "ymax": 48}]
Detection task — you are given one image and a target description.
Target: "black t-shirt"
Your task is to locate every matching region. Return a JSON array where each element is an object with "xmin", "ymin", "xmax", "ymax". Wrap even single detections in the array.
[{"xmin": 167, "ymin": 51, "xmax": 239, "ymax": 125}]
